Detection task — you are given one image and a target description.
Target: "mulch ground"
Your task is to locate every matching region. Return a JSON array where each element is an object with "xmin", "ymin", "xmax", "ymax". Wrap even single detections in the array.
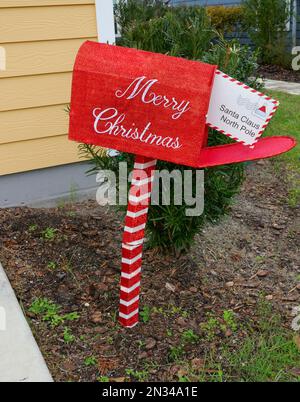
[
  {"xmin": 258, "ymin": 65, "xmax": 300, "ymax": 83},
  {"xmin": 0, "ymin": 159, "xmax": 299, "ymax": 382}
]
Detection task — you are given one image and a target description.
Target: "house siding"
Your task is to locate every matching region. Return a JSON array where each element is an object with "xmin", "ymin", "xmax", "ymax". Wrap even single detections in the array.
[{"xmin": 0, "ymin": 0, "xmax": 99, "ymax": 176}]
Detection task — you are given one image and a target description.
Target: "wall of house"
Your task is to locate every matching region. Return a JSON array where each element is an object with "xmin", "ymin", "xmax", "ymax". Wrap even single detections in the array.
[{"xmin": 0, "ymin": 0, "xmax": 99, "ymax": 176}]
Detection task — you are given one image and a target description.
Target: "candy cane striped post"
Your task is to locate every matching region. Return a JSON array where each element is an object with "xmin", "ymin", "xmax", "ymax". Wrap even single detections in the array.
[{"xmin": 119, "ymin": 155, "xmax": 157, "ymax": 328}]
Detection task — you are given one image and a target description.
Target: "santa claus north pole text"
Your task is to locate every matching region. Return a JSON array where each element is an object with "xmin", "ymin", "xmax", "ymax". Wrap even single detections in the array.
[{"xmin": 220, "ymin": 104, "xmax": 261, "ymax": 137}]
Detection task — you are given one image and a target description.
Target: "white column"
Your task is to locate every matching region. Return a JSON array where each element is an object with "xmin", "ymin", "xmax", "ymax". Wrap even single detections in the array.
[{"xmin": 95, "ymin": 0, "xmax": 116, "ymax": 44}]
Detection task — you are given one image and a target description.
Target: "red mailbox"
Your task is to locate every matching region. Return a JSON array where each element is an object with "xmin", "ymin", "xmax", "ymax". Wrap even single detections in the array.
[
  {"xmin": 69, "ymin": 41, "xmax": 216, "ymax": 167},
  {"xmin": 69, "ymin": 41, "xmax": 295, "ymax": 168}
]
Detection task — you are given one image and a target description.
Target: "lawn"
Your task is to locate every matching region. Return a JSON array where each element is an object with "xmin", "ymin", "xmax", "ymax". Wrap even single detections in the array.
[
  {"xmin": 265, "ymin": 90, "xmax": 300, "ymax": 206},
  {"xmin": 265, "ymin": 90, "xmax": 300, "ymax": 169}
]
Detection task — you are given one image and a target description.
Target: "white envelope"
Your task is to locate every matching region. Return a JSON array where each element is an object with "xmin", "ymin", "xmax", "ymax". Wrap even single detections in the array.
[{"xmin": 207, "ymin": 71, "xmax": 279, "ymax": 147}]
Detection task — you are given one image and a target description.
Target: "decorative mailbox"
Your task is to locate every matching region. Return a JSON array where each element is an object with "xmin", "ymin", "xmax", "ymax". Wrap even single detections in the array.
[
  {"xmin": 69, "ymin": 41, "xmax": 217, "ymax": 167},
  {"xmin": 69, "ymin": 41, "xmax": 296, "ymax": 328},
  {"xmin": 69, "ymin": 41, "xmax": 295, "ymax": 168}
]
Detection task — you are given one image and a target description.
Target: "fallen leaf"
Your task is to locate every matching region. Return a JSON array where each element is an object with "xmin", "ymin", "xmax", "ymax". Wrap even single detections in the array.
[
  {"xmin": 225, "ymin": 329, "xmax": 233, "ymax": 337},
  {"xmin": 177, "ymin": 368, "xmax": 188, "ymax": 378},
  {"xmin": 145, "ymin": 338, "xmax": 157, "ymax": 350},
  {"xmin": 191, "ymin": 358, "xmax": 204, "ymax": 370},
  {"xmin": 90, "ymin": 311, "xmax": 102, "ymax": 324},
  {"xmin": 138, "ymin": 352, "xmax": 148, "ymax": 359},
  {"xmin": 176, "ymin": 317, "xmax": 187, "ymax": 326},
  {"xmin": 96, "ymin": 283, "xmax": 109, "ymax": 292},
  {"xmin": 165, "ymin": 282, "xmax": 176, "ymax": 292},
  {"xmin": 98, "ymin": 357, "xmax": 119, "ymax": 376},
  {"xmin": 61, "ymin": 360, "xmax": 76, "ymax": 372},
  {"xmin": 110, "ymin": 377, "xmax": 126, "ymax": 382},
  {"xmin": 257, "ymin": 270, "xmax": 269, "ymax": 278}
]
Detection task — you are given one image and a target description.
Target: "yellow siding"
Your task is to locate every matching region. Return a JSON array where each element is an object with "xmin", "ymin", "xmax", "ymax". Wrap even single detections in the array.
[
  {"xmin": 0, "ymin": 135, "xmax": 82, "ymax": 176},
  {"xmin": 0, "ymin": 1, "xmax": 94, "ymax": 6},
  {"xmin": 0, "ymin": 5, "xmax": 97, "ymax": 43},
  {"xmin": 0, "ymin": 1, "xmax": 98, "ymax": 175},
  {"xmin": 1, "ymin": 38, "xmax": 97, "ymax": 78},
  {"xmin": 0, "ymin": 72, "xmax": 72, "ymax": 112},
  {"xmin": 0, "ymin": 105, "xmax": 69, "ymax": 144}
]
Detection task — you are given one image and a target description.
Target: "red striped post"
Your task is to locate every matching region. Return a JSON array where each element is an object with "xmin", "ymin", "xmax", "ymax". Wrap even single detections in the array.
[{"xmin": 119, "ymin": 155, "xmax": 157, "ymax": 328}]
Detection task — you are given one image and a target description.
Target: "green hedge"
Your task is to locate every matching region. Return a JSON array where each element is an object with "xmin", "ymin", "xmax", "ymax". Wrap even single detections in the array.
[{"xmin": 206, "ymin": 5, "xmax": 246, "ymax": 34}]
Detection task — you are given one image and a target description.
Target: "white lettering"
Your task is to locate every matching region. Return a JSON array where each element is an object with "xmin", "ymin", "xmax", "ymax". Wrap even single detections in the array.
[
  {"xmin": 115, "ymin": 76, "xmax": 191, "ymax": 120},
  {"xmin": 93, "ymin": 107, "xmax": 182, "ymax": 150}
]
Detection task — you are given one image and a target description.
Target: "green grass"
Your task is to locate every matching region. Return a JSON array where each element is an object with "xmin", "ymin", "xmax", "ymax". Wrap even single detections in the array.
[
  {"xmin": 140, "ymin": 305, "xmax": 151, "ymax": 323},
  {"xmin": 223, "ymin": 301, "xmax": 300, "ymax": 382},
  {"xmin": 265, "ymin": 90, "xmax": 300, "ymax": 168},
  {"xmin": 174, "ymin": 301, "xmax": 300, "ymax": 382},
  {"xmin": 63, "ymin": 327, "xmax": 76, "ymax": 344},
  {"xmin": 125, "ymin": 368, "xmax": 149, "ymax": 382},
  {"xmin": 29, "ymin": 298, "xmax": 80, "ymax": 328},
  {"xmin": 41, "ymin": 227, "xmax": 57, "ymax": 241},
  {"xmin": 264, "ymin": 90, "xmax": 300, "ymax": 206},
  {"xmin": 84, "ymin": 356, "xmax": 97, "ymax": 367},
  {"xmin": 224, "ymin": 332, "xmax": 300, "ymax": 382}
]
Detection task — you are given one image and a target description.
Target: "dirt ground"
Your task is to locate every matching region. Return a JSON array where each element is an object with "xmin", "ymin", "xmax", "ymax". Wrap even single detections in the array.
[
  {"xmin": 0, "ymin": 159, "xmax": 299, "ymax": 382},
  {"xmin": 258, "ymin": 65, "xmax": 300, "ymax": 83}
]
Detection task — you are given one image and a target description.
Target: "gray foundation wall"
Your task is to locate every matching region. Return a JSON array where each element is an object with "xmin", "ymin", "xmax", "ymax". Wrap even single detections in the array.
[{"xmin": 0, "ymin": 162, "xmax": 98, "ymax": 208}]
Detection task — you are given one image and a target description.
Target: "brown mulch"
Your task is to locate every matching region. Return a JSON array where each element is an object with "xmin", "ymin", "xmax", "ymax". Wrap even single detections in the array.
[
  {"xmin": 258, "ymin": 64, "xmax": 300, "ymax": 83},
  {"xmin": 0, "ymin": 159, "xmax": 299, "ymax": 382}
]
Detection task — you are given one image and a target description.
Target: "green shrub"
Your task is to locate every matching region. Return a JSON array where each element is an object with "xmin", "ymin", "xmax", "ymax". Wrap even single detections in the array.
[
  {"xmin": 115, "ymin": 0, "xmax": 167, "ymax": 35},
  {"xmin": 81, "ymin": 1, "xmax": 261, "ymax": 254},
  {"xmin": 206, "ymin": 5, "xmax": 245, "ymax": 34},
  {"xmin": 119, "ymin": 4, "xmax": 214, "ymax": 59},
  {"xmin": 202, "ymin": 37, "xmax": 261, "ymax": 89},
  {"xmin": 243, "ymin": 0, "xmax": 290, "ymax": 65}
]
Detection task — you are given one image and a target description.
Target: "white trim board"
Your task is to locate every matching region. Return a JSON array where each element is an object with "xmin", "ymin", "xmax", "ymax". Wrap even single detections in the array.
[
  {"xmin": 95, "ymin": 0, "xmax": 116, "ymax": 44},
  {"xmin": 0, "ymin": 263, "xmax": 53, "ymax": 382}
]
